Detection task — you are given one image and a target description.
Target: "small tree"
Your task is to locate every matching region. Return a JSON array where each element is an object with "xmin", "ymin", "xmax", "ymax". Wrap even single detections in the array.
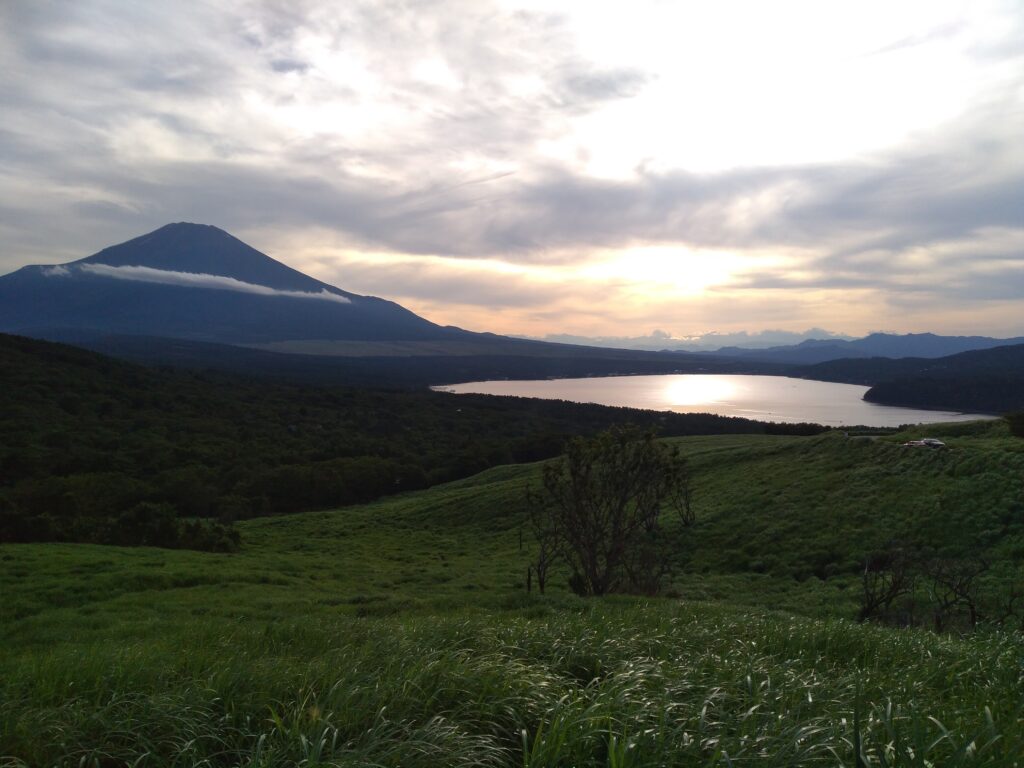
[
  {"xmin": 533, "ymin": 536, "xmax": 553, "ymax": 595},
  {"xmin": 859, "ymin": 544, "xmax": 917, "ymax": 624},
  {"xmin": 1006, "ymin": 411, "xmax": 1024, "ymax": 438},
  {"xmin": 988, "ymin": 571, "xmax": 1024, "ymax": 630},
  {"xmin": 924, "ymin": 555, "xmax": 988, "ymax": 631},
  {"xmin": 528, "ymin": 426, "xmax": 693, "ymax": 597}
]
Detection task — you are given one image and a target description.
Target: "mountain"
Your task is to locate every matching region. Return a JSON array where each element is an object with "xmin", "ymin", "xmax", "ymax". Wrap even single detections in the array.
[
  {"xmin": 707, "ymin": 332, "xmax": 1024, "ymax": 365},
  {"xmin": 0, "ymin": 223, "xmax": 466, "ymax": 344},
  {"xmin": 709, "ymin": 340, "xmax": 868, "ymax": 365},
  {"xmin": 844, "ymin": 332, "xmax": 1024, "ymax": 358},
  {"xmin": 0, "ymin": 222, "xmax": 806, "ymax": 384}
]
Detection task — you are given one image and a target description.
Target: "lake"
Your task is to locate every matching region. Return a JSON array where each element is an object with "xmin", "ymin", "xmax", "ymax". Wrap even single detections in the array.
[{"xmin": 435, "ymin": 374, "xmax": 995, "ymax": 427}]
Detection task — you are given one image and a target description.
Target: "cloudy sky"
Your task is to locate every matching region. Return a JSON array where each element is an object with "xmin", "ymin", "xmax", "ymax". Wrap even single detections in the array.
[{"xmin": 2, "ymin": 1, "xmax": 1022, "ymax": 339}]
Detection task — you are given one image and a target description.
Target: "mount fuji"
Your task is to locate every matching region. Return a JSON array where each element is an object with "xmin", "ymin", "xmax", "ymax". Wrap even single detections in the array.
[{"xmin": 0, "ymin": 223, "xmax": 467, "ymax": 345}]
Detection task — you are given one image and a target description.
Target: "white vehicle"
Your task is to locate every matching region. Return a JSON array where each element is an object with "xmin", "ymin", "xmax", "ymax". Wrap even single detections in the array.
[{"xmin": 901, "ymin": 438, "xmax": 946, "ymax": 449}]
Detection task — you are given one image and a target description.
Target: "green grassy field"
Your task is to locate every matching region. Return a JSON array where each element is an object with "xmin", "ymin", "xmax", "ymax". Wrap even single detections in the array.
[{"xmin": 3, "ymin": 424, "xmax": 1023, "ymax": 766}]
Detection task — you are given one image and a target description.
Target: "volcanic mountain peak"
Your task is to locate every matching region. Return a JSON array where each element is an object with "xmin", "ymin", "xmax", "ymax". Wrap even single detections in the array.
[
  {"xmin": 71, "ymin": 222, "xmax": 346, "ymax": 297},
  {"xmin": 0, "ymin": 223, "xmax": 458, "ymax": 344}
]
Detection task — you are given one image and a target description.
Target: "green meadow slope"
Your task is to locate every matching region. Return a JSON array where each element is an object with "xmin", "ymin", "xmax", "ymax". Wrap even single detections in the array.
[{"xmin": 3, "ymin": 425, "xmax": 1024, "ymax": 766}]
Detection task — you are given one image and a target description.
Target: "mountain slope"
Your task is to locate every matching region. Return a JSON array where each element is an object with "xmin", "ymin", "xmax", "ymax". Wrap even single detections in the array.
[
  {"xmin": 77, "ymin": 223, "xmax": 350, "ymax": 294},
  {"xmin": 0, "ymin": 223, "xmax": 465, "ymax": 344}
]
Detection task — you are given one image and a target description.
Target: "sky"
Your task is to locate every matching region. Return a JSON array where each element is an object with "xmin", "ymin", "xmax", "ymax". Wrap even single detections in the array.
[{"xmin": 1, "ymin": 0, "xmax": 1022, "ymax": 340}]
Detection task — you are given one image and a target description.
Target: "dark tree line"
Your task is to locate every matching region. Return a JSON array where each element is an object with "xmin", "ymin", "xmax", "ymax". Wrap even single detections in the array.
[
  {"xmin": 859, "ymin": 541, "xmax": 1023, "ymax": 632},
  {"xmin": 864, "ymin": 376, "xmax": 1024, "ymax": 414}
]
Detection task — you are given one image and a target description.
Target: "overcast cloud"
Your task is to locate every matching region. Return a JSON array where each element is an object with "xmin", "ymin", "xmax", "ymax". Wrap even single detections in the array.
[{"xmin": 1, "ymin": 0, "xmax": 1022, "ymax": 337}]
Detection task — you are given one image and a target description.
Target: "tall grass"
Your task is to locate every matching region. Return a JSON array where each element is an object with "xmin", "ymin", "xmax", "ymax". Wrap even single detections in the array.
[{"xmin": 3, "ymin": 602, "xmax": 1021, "ymax": 767}]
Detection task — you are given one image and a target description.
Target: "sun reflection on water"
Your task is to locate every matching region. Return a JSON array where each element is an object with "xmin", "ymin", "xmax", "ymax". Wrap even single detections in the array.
[{"xmin": 664, "ymin": 376, "xmax": 737, "ymax": 406}]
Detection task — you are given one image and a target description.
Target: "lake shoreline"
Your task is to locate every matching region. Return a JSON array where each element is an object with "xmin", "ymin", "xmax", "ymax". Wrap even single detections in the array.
[{"xmin": 434, "ymin": 373, "xmax": 997, "ymax": 428}]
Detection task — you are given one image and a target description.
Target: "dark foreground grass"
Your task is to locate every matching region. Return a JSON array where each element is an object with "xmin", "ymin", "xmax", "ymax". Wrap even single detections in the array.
[{"xmin": 3, "ymin": 601, "xmax": 1023, "ymax": 767}]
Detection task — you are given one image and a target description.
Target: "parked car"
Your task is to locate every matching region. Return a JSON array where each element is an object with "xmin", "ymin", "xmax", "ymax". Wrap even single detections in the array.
[{"xmin": 901, "ymin": 438, "xmax": 946, "ymax": 449}]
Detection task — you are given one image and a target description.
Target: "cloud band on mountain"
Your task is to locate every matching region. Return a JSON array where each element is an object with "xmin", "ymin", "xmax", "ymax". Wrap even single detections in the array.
[{"xmin": 64, "ymin": 263, "xmax": 351, "ymax": 303}]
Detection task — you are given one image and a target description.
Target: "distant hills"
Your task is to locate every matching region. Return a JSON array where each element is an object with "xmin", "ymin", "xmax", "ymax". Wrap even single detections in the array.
[
  {"xmin": 700, "ymin": 332, "xmax": 1024, "ymax": 365},
  {"xmin": 1, "ymin": 222, "xmax": 1022, "ymax": 413},
  {"xmin": 529, "ymin": 328, "xmax": 856, "ymax": 352},
  {"xmin": 530, "ymin": 329, "xmax": 1024, "ymax": 363}
]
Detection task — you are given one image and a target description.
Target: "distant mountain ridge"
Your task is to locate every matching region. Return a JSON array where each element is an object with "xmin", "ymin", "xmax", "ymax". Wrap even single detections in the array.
[
  {"xmin": 528, "ymin": 328, "xmax": 1024, "ymax": 363},
  {"xmin": 529, "ymin": 328, "xmax": 855, "ymax": 352},
  {"xmin": 705, "ymin": 332, "xmax": 1024, "ymax": 365}
]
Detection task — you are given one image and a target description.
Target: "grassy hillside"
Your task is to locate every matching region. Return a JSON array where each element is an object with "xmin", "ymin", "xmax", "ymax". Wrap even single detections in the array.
[{"xmin": 3, "ymin": 425, "xmax": 1023, "ymax": 765}]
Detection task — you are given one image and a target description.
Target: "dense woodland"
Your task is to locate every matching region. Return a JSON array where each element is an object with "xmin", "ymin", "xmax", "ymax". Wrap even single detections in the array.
[
  {"xmin": 0, "ymin": 334, "xmax": 823, "ymax": 549},
  {"xmin": 864, "ymin": 375, "xmax": 1024, "ymax": 413},
  {"xmin": 805, "ymin": 344, "xmax": 1024, "ymax": 413}
]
